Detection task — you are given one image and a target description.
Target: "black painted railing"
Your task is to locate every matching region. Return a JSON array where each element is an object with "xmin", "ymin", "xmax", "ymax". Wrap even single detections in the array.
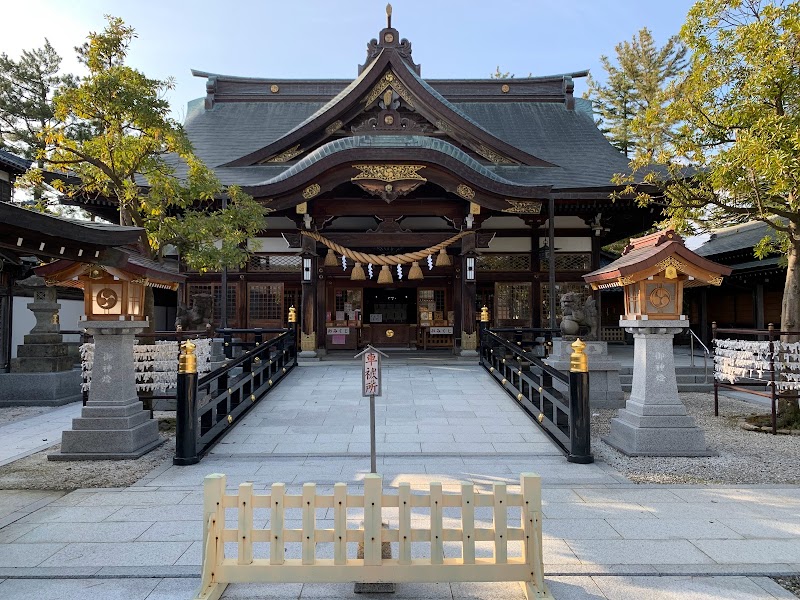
[
  {"xmin": 479, "ymin": 326, "xmax": 592, "ymax": 463},
  {"xmin": 174, "ymin": 328, "xmax": 297, "ymax": 465}
]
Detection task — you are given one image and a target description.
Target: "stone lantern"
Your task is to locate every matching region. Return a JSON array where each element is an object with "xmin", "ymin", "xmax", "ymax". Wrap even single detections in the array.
[
  {"xmin": 80, "ymin": 266, "xmax": 147, "ymax": 321},
  {"xmin": 584, "ymin": 230, "xmax": 731, "ymax": 456},
  {"xmin": 36, "ymin": 255, "xmax": 183, "ymax": 459}
]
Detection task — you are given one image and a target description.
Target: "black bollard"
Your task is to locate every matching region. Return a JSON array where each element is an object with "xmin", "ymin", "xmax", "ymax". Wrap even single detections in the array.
[
  {"xmin": 567, "ymin": 339, "xmax": 593, "ymax": 464},
  {"xmin": 174, "ymin": 340, "xmax": 200, "ymax": 465}
]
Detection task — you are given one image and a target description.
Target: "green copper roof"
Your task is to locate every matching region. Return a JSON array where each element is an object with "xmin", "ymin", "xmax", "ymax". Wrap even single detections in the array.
[{"xmin": 252, "ymin": 135, "xmax": 527, "ymax": 186}]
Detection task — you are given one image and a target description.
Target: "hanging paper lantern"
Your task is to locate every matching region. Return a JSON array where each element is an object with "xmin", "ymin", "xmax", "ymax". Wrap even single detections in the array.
[
  {"xmin": 377, "ymin": 265, "xmax": 393, "ymax": 284},
  {"xmin": 324, "ymin": 249, "xmax": 338, "ymax": 267},
  {"xmin": 408, "ymin": 261, "xmax": 424, "ymax": 280},
  {"xmin": 435, "ymin": 248, "xmax": 452, "ymax": 267},
  {"xmin": 351, "ymin": 262, "xmax": 366, "ymax": 281}
]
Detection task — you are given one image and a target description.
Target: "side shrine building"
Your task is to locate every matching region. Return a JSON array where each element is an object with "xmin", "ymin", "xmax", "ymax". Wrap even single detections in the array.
[{"xmin": 170, "ymin": 11, "xmax": 658, "ymax": 354}]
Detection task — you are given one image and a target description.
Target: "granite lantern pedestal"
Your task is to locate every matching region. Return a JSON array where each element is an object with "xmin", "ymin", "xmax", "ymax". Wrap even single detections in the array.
[
  {"xmin": 603, "ymin": 319, "xmax": 713, "ymax": 456},
  {"xmin": 50, "ymin": 320, "xmax": 163, "ymax": 460}
]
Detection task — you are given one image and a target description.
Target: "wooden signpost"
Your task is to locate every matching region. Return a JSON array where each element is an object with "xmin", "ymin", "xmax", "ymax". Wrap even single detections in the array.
[{"xmin": 355, "ymin": 345, "xmax": 388, "ymax": 473}]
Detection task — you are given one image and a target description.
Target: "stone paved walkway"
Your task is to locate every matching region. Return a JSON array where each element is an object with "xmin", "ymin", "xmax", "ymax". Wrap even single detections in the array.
[
  {"xmin": 0, "ymin": 402, "xmax": 81, "ymax": 467},
  {"xmin": 0, "ymin": 365, "xmax": 798, "ymax": 599},
  {"xmin": 208, "ymin": 363, "xmax": 561, "ymax": 457}
]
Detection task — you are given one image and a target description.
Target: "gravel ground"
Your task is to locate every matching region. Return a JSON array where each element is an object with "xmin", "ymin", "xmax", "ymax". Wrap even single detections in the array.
[
  {"xmin": 0, "ymin": 405, "xmax": 52, "ymax": 426},
  {"xmin": 592, "ymin": 392, "xmax": 800, "ymax": 484},
  {"xmin": 0, "ymin": 413, "xmax": 175, "ymax": 491},
  {"xmin": 0, "ymin": 436, "xmax": 174, "ymax": 490},
  {"xmin": 774, "ymin": 577, "xmax": 800, "ymax": 598}
]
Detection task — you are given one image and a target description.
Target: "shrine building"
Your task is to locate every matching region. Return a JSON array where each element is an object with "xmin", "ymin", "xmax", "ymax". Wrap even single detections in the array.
[{"xmin": 147, "ymin": 10, "xmax": 659, "ymax": 352}]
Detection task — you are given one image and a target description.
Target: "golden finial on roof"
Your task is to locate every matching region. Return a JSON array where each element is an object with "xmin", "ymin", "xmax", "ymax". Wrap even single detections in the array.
[{"xmin": 386, "ymin": 3, "xmax": 392, "ymax": 28}]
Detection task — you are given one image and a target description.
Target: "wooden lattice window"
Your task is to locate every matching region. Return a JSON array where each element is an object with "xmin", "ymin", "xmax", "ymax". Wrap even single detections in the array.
[
  {"xmin": 540, "ymin": 253, "xmax": 592, "ymax": 272},
  {"xmin": 494, "ymin": 283, "xmax": 532, "ymax": 326},
  {"xmin": 248, "ymin": 254, "xmax": 302, "ymax": 272},
  {"xmin": 476, "ymin": 254, "xmax": 531, "ymax": 271},
  {"xmin": 186, "ymin": 283, "xmax": 237, "ymax": 325},
  {"xmin": 418, "ymin": 289, "xmax": 445, "ymax": 312},
  {"xmin": 248, "ymin": 283, "xmax": 283, "ymax": 322}
]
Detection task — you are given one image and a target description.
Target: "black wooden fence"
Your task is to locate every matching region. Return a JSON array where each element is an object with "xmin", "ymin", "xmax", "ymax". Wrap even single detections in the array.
[
  {"xmin": 174, "ymin": 328, "xmax": 297, "ymax": 465},
  {"xmin": 479, "ymin": 326, "xmax": 592, "ymax": 463}
]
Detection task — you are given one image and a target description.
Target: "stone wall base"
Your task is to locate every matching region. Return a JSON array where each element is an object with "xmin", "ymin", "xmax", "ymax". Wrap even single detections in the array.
[
  {"xmin": 0, "ymin": 370, "xmax": 82, "ymax": 406},
  {"xmin": 546, "ymin": 339, "xmax": 624, "ymax": 408}
]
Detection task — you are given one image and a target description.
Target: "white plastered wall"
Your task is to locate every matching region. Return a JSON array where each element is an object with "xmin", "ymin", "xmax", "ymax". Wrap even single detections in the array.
[{"xmin": 11, "ymin": 296, "xmax": 83, "ymax": 358}]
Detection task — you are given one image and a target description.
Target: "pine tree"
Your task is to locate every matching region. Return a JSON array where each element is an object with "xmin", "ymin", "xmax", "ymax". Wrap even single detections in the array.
[
  {"xmin": 0, "ymin": 40, "xmax": 74, "ymax": 159},
  {"xmin": 586, "ymin": 28, "xmax": 686, "ymax": 157}
]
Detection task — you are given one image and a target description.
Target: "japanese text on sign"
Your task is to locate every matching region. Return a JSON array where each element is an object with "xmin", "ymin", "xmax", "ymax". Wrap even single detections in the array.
[{"xmin": 362, "ymin": 350, "xmax": 382, "ymax": 397}]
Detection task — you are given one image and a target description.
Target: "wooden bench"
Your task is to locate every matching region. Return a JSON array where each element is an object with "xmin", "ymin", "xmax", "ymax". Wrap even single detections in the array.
[{"xmin": 194, "ymin": 472, "xmax": 552, "ymax": 600}]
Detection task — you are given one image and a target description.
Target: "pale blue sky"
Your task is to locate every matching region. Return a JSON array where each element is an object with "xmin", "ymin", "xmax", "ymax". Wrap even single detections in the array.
[{"xmin": 4, "ymin": 1, "xmax": 697, "ymax": 121}]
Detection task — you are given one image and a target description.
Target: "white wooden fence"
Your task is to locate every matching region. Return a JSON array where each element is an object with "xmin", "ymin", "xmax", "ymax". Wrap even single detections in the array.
[{"xmin": 194, "ymin": 473, "xmax": 552, "ymax": 600}]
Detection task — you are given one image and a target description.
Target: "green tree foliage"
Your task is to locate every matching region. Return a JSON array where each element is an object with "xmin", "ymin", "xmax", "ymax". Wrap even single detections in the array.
[
  {"xmin": 0, "ymin": 40, "xmax": 74, "ymax": 159},
  {"xmin": 619, "ymin": 0, "xmax": 800, "ymax": 425},
  {"xmin": 18, "ymin": 16, "xmax": 267, "ymax": 272},
  {"xmin": 586, "ymin": 28, "xmax": 687, "ymax": 157}
]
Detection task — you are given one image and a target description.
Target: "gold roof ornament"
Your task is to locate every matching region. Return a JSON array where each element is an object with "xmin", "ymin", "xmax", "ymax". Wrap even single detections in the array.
[{"xmin": 386, "ymin": 3, "xmax": 392, "ymax": 27}]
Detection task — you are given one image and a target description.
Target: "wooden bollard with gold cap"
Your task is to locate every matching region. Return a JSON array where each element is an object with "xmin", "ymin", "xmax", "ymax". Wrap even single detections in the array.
[
  {"xmin": 478, "ymin": 305, "xmax": 490, "ymax": 355},
  {"xmin": 287, "ymin": 305, "xmax": 299, "ymax": 350},
  {"xmin": 567, "ymin": 338, "xmax": 593, "ymax": 463},
  {"xmin": 175, "ymin": 339, "xmax": 200, "ymax": 465}
]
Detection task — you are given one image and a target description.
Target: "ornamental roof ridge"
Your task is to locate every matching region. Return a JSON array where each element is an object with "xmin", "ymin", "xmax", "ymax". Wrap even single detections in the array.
[
  {"xmin": 359, "ymin": 3, "xmax": 420, "ymax": 76},
  {"xmin": 219, "ymin": 51, "xmax": 556, "ymax": 169},
  {"xmin": 247, "ymin": 135, "xmax": 523, "ymax": 187}
]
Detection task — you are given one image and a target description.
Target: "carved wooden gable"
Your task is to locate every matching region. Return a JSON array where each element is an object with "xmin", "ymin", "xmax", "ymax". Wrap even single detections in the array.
[{"xmin": 222, "ymin": 22, "xmax": 554, "ymax": 170}]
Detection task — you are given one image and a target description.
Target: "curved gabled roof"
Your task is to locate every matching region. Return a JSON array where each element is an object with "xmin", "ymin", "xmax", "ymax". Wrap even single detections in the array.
[
  {"xmin": 221, "ymin": 48, "xmax": 553, "ymax": 169},
  {"xmin": 250, "ymin": 135, "xmax": 525, "ymax": 187},
  {"xmin": 180, "ymin": 18, "xmax": 641, "ymax": 194}
]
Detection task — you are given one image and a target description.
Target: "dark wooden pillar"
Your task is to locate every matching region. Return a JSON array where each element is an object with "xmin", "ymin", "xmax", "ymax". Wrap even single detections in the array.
[
  {"xmin": 460, "ymin": 233, "xmax": 477, "ymax": 354},
  {"xmin": 755, "ymin": 283, "xmax": 765, "ymax": 330},
  {"xmin": 531, "ymin": 227, "xmax": 539, "ymax": 328},
  {"xmin": 591, "ymin": 233, "xmax": 602, "ymax": 340},
  {"xmin": 300, "ymin": 235, "xmax": 317, "ymax": 354},
  {"xmin": 547, "ymin": 196, "xmax": 556, "ymax": 331}
]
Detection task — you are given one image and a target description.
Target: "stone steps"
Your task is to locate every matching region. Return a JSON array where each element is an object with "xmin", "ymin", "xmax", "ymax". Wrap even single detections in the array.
[{"xmin": 620, "ymin": 366, "xmax": 713, "ymax": 393}]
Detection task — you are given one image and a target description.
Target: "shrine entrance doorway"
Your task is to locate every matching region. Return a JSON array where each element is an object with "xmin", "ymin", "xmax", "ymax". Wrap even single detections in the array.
[{"xmin": 324, "ymin": 282, "xmax": 455, "ymax": 351}]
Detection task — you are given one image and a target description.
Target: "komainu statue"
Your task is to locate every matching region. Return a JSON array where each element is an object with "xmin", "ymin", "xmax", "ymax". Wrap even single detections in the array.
[
  {"xmin": 175, "ymin": 293, "xmax": 213, "ymax": 331},
  {"xmin": 559, "ymin": 292, "xmax": 598, "ymax": 340}
]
